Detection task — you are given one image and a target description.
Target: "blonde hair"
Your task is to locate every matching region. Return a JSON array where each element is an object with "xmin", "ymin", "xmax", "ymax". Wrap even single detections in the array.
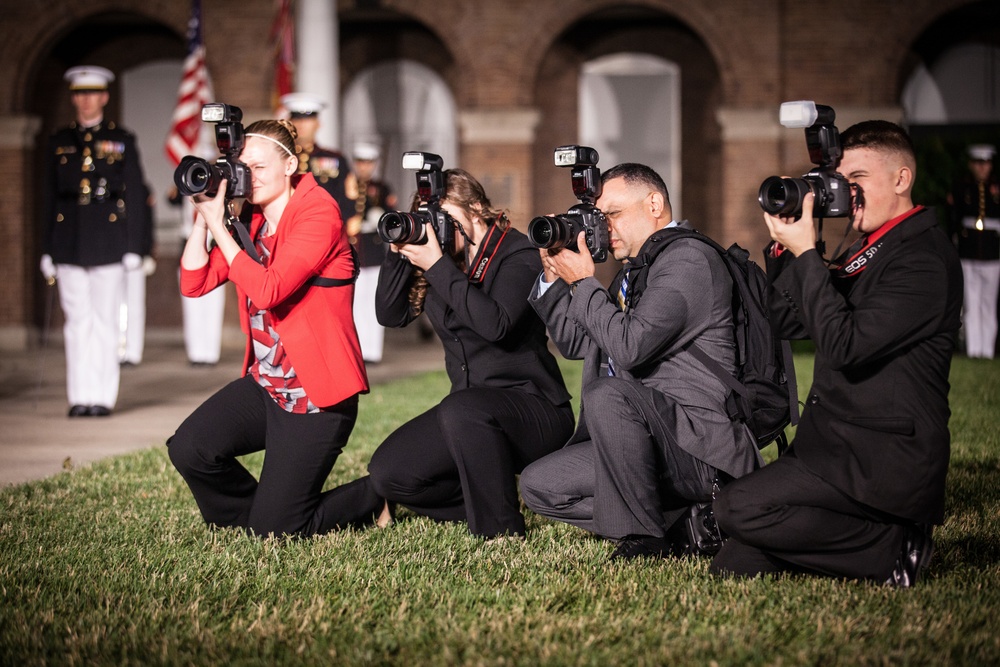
[{"xmin": 243, "ymin": 119, "xmax": 299, "ymax": 159}]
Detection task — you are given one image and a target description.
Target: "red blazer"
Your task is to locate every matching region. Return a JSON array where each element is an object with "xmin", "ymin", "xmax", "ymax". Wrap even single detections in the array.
[{"xmin": 181, "ymin": 173, "xmax": 369, "ymax": 407}]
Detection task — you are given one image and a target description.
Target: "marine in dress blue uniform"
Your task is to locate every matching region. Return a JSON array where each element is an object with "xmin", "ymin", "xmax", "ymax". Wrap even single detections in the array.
[
  {"xmin": 280, "ymin": 93, "xmax": 356, "ymax": 219},
  {"xmin": 948, "ymin": 144, "xmax": 1000, "ymax": 358},
  {"xmin": 346, "ymin": 142, "xmax": 397, "ymax": 363},
  {"xmin": 40, "ymin": 66, "xmax": 149, "ymax": 416}
]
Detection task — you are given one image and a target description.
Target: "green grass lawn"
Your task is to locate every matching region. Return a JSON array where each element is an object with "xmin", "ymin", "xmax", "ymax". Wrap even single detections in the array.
[{"xmin": 2, "ymin": 355, "xmax": 999, "ymax": 665}]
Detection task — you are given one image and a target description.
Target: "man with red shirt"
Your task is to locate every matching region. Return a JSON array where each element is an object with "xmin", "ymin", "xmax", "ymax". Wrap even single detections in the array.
[{"xmin": 710, "ymin": 120, "xmax": 963, "ymax": 587}]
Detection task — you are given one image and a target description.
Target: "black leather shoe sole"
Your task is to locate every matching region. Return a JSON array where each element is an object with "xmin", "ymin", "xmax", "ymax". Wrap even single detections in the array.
[
  {"xmin": 87, "ymin": 405, "xmax": 112, "ymax": 417},
  {"xmin": 68, "ymin": 405, "xmax": 89, "ymax": 417},
  {"xmin": 610, "ymin": 535, "xmax": 675, "ymax": 562},
  {"xmin": 886, "ymin": 524, "xmax": 934, "ymax": 588}
]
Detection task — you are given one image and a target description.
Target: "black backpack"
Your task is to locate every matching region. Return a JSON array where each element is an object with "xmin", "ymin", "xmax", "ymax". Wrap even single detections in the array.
[{"xmin": 627, "ymin": 226, "xmax": 799, "ymax": 452}]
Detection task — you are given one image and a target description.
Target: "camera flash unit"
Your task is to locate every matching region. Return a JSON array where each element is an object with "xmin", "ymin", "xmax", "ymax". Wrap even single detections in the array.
[
  {"xmin": 402, "ymin": 152, "xmax": 444, "ymax": 172},
  {"xmin": 779, "ymin": 101, "xmax": 819, "ymax": 129}
]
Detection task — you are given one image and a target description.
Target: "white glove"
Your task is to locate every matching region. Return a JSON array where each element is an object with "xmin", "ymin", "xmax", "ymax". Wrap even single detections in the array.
[
  {"xmin": 40, "ymin": 255, "xmax": 56, "ymax": 282},
  {"xmin": 142, "ymin": 256, "xmax": 157, "ymax": 277},
  {"xmin": 122, "ymin": 253, "xmax": 143, "ymax": 271}
]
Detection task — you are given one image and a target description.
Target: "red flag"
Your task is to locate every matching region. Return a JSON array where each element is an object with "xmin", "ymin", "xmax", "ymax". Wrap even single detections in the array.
[
  {"xmin": 270, "ymin": 0, "xmax": 296, "ymax": 110},
  {"xmin": 165, "ymin": 0, "xmax": 215, "ymax": 166}
]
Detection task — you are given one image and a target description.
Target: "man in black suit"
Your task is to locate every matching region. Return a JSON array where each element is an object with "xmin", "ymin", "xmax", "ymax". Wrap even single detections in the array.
[{"xmin": 710, "ymin": 120, "xmax": 963, "ymax": 586}]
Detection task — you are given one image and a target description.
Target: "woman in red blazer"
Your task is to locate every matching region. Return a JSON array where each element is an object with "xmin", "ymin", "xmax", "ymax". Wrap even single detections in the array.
[{"xmin": 168, "ymin": 118, "xmax": 371, "ymax": 538}]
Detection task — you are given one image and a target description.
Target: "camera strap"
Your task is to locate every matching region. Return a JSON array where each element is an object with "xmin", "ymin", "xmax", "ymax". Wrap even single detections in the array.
[
  {"xmin": 830, "ymin": 205, "xmax": 924, "ymax": 278},
  {"xmin": 227, "ymin": 211, "xmax": 264, "ymax": 263},
  {"xmin": 227, "ymin": 208, "xmax": 359, "ymax": 287},
  {"xmin": 466, "ymin": 221, "xmax": 509, "ymax": 284}
]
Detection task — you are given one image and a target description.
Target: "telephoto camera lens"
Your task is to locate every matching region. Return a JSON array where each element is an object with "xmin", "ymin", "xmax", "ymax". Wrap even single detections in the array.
[
  {"xmin": 377, "ymin": 211, "xmax": 429, "ymax": 245},
  {"xmin": 758, "ymin": 176, "xmax": 813, "ymax": 217}
]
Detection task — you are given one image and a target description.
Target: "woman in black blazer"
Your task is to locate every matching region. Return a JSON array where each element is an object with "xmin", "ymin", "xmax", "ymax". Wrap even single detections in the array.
[{"xmin": 365, "ymin": 168, "xmax": 574, "ymax": 539}]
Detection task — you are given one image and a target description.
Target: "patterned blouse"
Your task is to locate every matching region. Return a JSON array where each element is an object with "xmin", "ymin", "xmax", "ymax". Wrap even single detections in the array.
[{"xmin": 247, "ymin": 232, "xmax": 318, "ymax": 414}]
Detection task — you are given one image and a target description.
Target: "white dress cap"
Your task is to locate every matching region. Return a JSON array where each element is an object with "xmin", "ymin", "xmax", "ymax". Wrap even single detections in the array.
[
  {"xmin": 353, "ymin": 142, "xmax": 381, "ymax": 161},
  {"xmin": 64, "ymin": 66, "xmax": 115, "ymax": 91},
  {"xmin": 969, "ymin": 144, "xmax": 996, "ymax": 162},
  {"xmin": 280, "ymin": 92, "xmax": 327, "ymax": 117}
]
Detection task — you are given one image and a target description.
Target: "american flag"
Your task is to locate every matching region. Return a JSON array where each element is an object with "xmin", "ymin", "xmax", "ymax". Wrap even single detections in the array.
[
  {"xmin": 270, "ymin": 0, "xmax": 295, "ymax": 110},
  {"xmin": 164, "ymin": 0, "xmax": 215, "ymax": 166}
]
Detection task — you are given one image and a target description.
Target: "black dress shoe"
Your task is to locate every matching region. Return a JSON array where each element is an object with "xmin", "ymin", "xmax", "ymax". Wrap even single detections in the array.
[
  {"xmin": 68, "ymin": 405, "xmax": 89, "ymax": 417},
  {"xmin": 87, "ymin": 405, "xmax": 112, "ymax": 417},
  {"xmin": 610, "ymin": 535, "xmax": 676, "ymax": 562},
  {"xmin": 885, "ymin": 524, "xmax": 934, "ymax": 588}
]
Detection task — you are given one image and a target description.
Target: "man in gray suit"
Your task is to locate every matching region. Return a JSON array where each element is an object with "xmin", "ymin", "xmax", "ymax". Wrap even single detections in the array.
[{"xmin": 519, "ymin": 163, "xmax": 760, "ymax": 560}]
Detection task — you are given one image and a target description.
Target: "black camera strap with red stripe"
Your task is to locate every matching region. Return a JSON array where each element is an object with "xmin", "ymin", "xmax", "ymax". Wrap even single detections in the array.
[
  {"xmin": 466, "ymin": 221, "xmax": 509, "ymax": 284},
  {"xmin": 830, "ymin": 206, "xmax": 924, "ymax": 278}
]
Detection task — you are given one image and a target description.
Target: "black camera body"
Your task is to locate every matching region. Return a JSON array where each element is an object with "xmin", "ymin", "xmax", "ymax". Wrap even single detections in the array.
[
  {"xmin": 173, "ymin": 103, "xmax": 251, "ymax": 200},
  {"xmin": 377, "ymin": 152, "xmax": 455, "ymax": 251},
  {"xmin": 758, "ymin": 102, "xmax": 852, "ymax": 219},
  {"xmin": 528, "ymin": 145, "xmax": 609, "ymax": 262}
]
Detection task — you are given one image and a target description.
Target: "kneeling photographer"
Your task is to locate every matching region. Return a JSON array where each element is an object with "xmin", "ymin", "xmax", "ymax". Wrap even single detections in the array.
[
  {"xmin": 710, "ymin": 103, "xmax": 963, "ymax": 586},
  {"xmin": 519, "ymin": 152, "xmax": 760, "ymax": 561},
  {"xmin": 333, "ymin": 154, "xmax": 574, "ymax": 539},
  {"xmin": 167, "ymin": 105, "xmax": 370, "ymax": 538}
]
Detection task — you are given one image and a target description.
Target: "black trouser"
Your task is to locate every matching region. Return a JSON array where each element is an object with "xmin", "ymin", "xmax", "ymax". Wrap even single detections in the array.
[
  {"xmin": 366, "ymin": 387, "xmax": 574, "ymax": 538},
  {"xmin": 710, "ymin": 448, "xmax": 905, "ymax": 581},
  {"xmin": 168, "ymin": 377, "xmax": 378, "ymax": 537}
]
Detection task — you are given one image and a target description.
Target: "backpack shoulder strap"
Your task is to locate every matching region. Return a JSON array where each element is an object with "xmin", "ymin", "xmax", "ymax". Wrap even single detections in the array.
[{"xmin": 629, "ymin": 225, "xmax": 719, "ymax": 298}]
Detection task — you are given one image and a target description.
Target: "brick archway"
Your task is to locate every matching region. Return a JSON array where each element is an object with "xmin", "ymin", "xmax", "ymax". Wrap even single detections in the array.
[{"xmin": 529, "ymin": 3, "xmax": 725, "ymax": 274}]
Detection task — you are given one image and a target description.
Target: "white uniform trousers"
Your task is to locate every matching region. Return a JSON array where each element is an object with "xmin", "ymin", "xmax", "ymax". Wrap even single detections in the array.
[
  {"xmin": 121, "ymin": 264, "xmax": 147, "ymax": 364},
  {"xmin": 182, "ymin": 283, "xmax": 226, "ymax": 364},
  {"xmin": 353, "ymin": 265, "xmax": 384, "ymax": 363},
  {"xmin": 961, "ymin": 258, "xmax": 1000, "ymax": 359},
  {"xmin": 56, "ymin": 262, "xmax": 123, "ymax": 408}
]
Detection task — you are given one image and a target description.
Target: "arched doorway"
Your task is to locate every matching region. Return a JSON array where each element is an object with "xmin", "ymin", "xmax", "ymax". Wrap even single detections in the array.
[
  {"xmin": 122, "ymin": 59, "xmax": 186, "ymax": 248},
  {"xmin": 580, "ymin": 53, "xmax": 682, "ymax": 217},
  {"xmin": 342, "ymin": 60, "xmax": 458, "ymax": 205},
  {"xmin": 532, "ymin": 5, "xmax": 721, "ymax": 280},
  {"xmin": 28, "ymin": 12, "xmax": 184, "ymax": 331},
  {"xmin": 900, "ymin": 0, "xmax": 1000, "ymax": 212},
  {"xmin": 903, "ymin": 43, "xmax": 1000, "ymax": 124}
]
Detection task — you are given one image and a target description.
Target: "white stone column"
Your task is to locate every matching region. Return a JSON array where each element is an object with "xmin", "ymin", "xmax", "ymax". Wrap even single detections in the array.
[{"xmin": 295, "ymin": 0, "xmax": 340, "ymax": 148}]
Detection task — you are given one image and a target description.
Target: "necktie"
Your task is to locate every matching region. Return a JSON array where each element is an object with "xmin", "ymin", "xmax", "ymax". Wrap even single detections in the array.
[
  {"xmin": 608, "ymin": 268, "xmax": 630, "ymax": 376},
  {"xmin": 617, "ymin": 268, "xmax": 630, "ymax": 311}
]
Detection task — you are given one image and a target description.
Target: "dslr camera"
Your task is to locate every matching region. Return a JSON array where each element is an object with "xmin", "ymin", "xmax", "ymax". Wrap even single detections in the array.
[
  {"xmin": 528, "ymin": 145, "xmax": 610, "ymax": 262},
  {"xmin": 377, "ymin": 152, "xmax": 455, "ymax": 251},
  {"xmin": 758, "ymin": 101, "xmax": 851, "ymax": 219},
  {"xmin": 173, "ymin": 103, "xmax": 251, "ymax": 199}
]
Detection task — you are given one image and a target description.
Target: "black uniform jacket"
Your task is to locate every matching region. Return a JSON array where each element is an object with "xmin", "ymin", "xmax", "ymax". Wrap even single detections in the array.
[
  {"xmin": 767, "ymin": 207, "xmax": 962, "ymax": 524},
  {"xmin": 375, "ymin": 228, "xmax": 571, "ymax": 408},
  {"xmin": 42, "ymin": 121, "xmax": 147, "ymax": 266},
  {"xmin": 948, "ymin": 174, "xmax": 1000, "ymax": 260},
  {"xmin": 304, "ymin": 145, "xmax": 354, "ymax": 219}
]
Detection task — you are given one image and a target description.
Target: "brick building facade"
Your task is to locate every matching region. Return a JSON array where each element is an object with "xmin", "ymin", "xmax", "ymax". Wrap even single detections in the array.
[{"xmin": 0, "ymin": 0, "xmax": 994, "ymax": 349}]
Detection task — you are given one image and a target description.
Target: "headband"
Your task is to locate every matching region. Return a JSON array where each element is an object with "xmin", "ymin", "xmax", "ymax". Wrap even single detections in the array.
[{"xmin": 245, "ymin": 133, "xmax": 295, "ymax": 158}]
